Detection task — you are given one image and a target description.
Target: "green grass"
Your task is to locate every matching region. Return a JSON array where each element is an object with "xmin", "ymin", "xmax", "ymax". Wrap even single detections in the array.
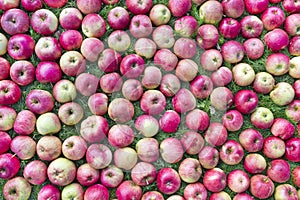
[{"xmin": 0, "ymin": 0, "xmax": 299, "ymax": 200}]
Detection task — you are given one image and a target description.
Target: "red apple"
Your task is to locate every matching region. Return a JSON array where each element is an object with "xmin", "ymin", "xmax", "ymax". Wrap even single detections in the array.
[
  {"xmin": 3, "ymin": 177, "xmax": 31, "ymax": 200},
  {"xmin": 240, "ymin": 15, "xmax": 264, "ymax": 38},
  {"xmin": 220, "ymin": 139, "xmax": 244, "ymax": 165},
  {"xmin": 131, "ymin": 162, "xmax": 156, "ymax": 186},
  {"xmin": 253, "ymin": 72, "xmax": 275, "ymax": 94},
  {"xmin": 264, "ymin": 29, "xmax": 289, "ymax": 52},
  {"xmin": 250, "ymin": 175, "xmax": 274, "ymax": 199},
  {"xmin": 10, "ymin": 135, "xmax": 36, "ymax": 160},
  {"xmin": 59, "ymin": 7, "xmax": 82, "ymax": 30},
  {"xmin": 36, "ymin": 61, "xmax": 62, "ymax": 84},
  {"xmin": 222, "ymin": 109, "xmax": 244, "ymax": 132},
  {"xmin": 168, "ymin": 0, "xmax": 191, "ymax": 17},
  {"xmin": 157, "ymin": 168, "xmax": 181, "ymax": 195},
  {"xmin": 100, "ymin": 165, "xmax": 124, "ymax": 188},
  {"xmin": 77, "ymin": 163, "xmax": 100, "ymax": 186},
  {"xmin": 239, "ymin": 128, "xmax": 264, "ymax": 152},
  {"xmin": 7, "ymin": 34, "xmax": 35, "ymax": 60},
  {"xmin": 9, "ymin": 60, "xmax": 35, "ymax": 86},
  {"xmin": 172, "ymin": 88, "xmax": 196, "ymax": 113},
  {"xmin": 185, "ymin": 109, "xmax": 210, "ymax": 132},
  {"xmin": 0, "ymin": 153, "xmax": 20, "ymax": 179},
  {"xmin": 211, "ymin": 66, "xmax": 233, "ymax": 87},
  {"xmin": 0, "ymin": 57, "xmax": 10, "ymax": 80},
  {"xmin": 108, "ymin": 6, "xmax": 130, "ymax": 30},
  {"xmin": 243, "ymin": 38, "xmax": 264, "ymax": 60},
  {"xmin": 108, "ymin": 124, "xmax": 135, "ymax": 147},
  {"xmin": 210, "ymin": 87, "xmax": 234, "ymax": 111},
  {"xmin": 227, "ymin": 169, "xmax": 250, "ymax": 193},
  {"xmin": 204, "ymin": 122, "xmax": 228, "ymax": 146},
  {"xmin": 222, "ymin": 0, "xmax": 245, "ymax": 18},
  {"xmin": 199, "ymin": 0, "xmax": 223, "ymax": 25},
  {"xmin": 36, "ymin": 136, "xmax": 62, "ymax": 161},
  {"xmin": 116, "ymin": 180, "xmax": 142, "ymax": 200},
  {"xmin": 200, "ymin": 49, "xmax": 223, "ymax": 72},
  {"xmin": 23, "ymin": 160, "xmax": 47, "ymax": 185},
  {"xmin": 198, "ymin": 146, "xmax": 219, "ymax": 169},
  {"xmin": 135, "ymin": 114, "xmax": 159, "ymax": 137},
  {"xmin": 244, "ymin": 153, "xmax": 267, "ymax": 174},
  {"xmin": 250, "ymin": 107, "xmax": 274, "ymax": 129},
  {"xmin": 221, "ymin": 40, "xmax": 244, "ymax": 64},
  {"xmin": 81, "ymin": 14, "xmax": 106, "ymax": 38},
  {"xmin": 1, "ymin": 8, "xmax": 30, "ymax": 35},
  {"xmin": 263, "ymin": 136, "xmax": 286, "ymax": 159},
  {"xmin": 136, "ymin": 138, "xmax": 160, "ymax": 163},
  {"xmin": 31, "ymin": 9, "xmax": 58, "ymax": 35},
  {"xmin": 219, "ymin": 18, "xmax": 241, "ymax": 39},
  {"xmin": 196, "ymin": 24, "xmax": 219, "ymax": 49},
  {"xmin": 0, "ymin": 131, "xmax": 11, "ymax": 154},
  {"xmin": 99, "ymin": 72, "xmax": 123, "ymax": 94},
  {"xmin": 178, "ymin": 158, "xmax": 202, "ymax": 183},
  {"xmin": 80, "ymin": 115, "xmax": 109, "ymax": 143},
  {"xmin": 140, "ymin": 90, "xmax": 166, "ymax": 115},
  {"xmin": 108, "ymin": 98, "xmax": 134, "ymax": 123},
  {"xmin": 84, "ymin": 184, "xmax": 109, "ymax": 200},
  {"xmin": 203, "ymin": 168, "xmax": 227, "ymax": 193},
  {"xmin": 152, "ymin": 25, "xmax": 175, "ymax": 49},
  {"xmin": 292, "ymin": 166, "xmax": 300, "ymax": 187},
  {"xmin": 154, "ymin": 49, "xmax": 178, "ymax": 71},
  {"xmin": 234, "ymin": 89, "xmax": 258, "ymax": 114},
  {"xmin": 160, "ymin": 137, "xmax": 184, "ymax": 164},
  {"xmin": 98, "ymin": 48, "xmax": 122, "ymax": 73},
  {"xmin": 159, "ymin": 110, "xmax": 180, "ymax": 133},
  {"xmin": 244, "ymin": 0, "xmax": 268, "ymax": 14},
  {"xmin": 76, "ymin": 0, "xmax": 101, "ymax": 14},
  {"xmin": 267, "ymin": 159, "xmax": 291, "ymax": 183},
  {"xmin": 285, "ymin": 137, "xmax": 300, "ymax": 162}
]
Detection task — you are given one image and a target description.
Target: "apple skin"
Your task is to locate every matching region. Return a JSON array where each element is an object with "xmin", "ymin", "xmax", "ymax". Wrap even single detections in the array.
[
  {"xmin": 59, "ymin": 7, "xmax": 82, "ymax": 30},
  {"xmin": 198, "ymin": 146, "xmax": 219, "ymax": 169},
  {"xmin": 289, "ymin": 36, "xmax": 300, "ymax": 56},
  {"xmin": 239, "ymin": 128, "xmax": 264, "ymax": 152},
  {"xmin": 142, "ymin": 66, "xmax": 162, "ymax": 89},
  {"xmin": 81, "ymin": 38, "xmax": 104, "ymax": 62},
  {"xmin": 135, "ymin": 38, "xmax": 157, "ymax": 59},
  {"xmin": 227, "ymin": 169, "xmax": 250, "ymax": 193},
  {"xmin": 81, "ymin": 14, "xmax": 106, "ymax": 38},
  {"xmin": 98, "ymin": 48, "xmax": 122, "ymax": 73},
  {"xmin": 253, "ymin": 72, "xmax": 275, "ymax": 94},
  {"xmin": 200, "ymin": 49, "xmax": 223, "ymax": 72},
  {"xmin": 220, "ymin": 139, "xmax": 244, "ymax": 165},
  {"xmin": 116, "ymin": 180, "xmax": 143, "ymax": 200},
  {"xmin": 263, "ymin": 136, "xmax": 286, "ymax": 159},
  {"xmin": 221, "ymin": 40, "xmax": 244, "ymax": 64},
  {"xmin": 100, "ymin": 165, "xmax": 124, "ymax": 188},
  {"xmin": 172, "ymin": 88, "xmax": 196, "ymax": 114},
  {"xmin": 129, "ymin": 15, "xmax": 153, "ymax": 39},
  {"xmin": 43, "ymin": 0, "xmax": 67, "ymax": 8},
  {"xmin": 250, "ymin": 107, "xmax": 274, "ymax": 129},
  {"xmin": 3, "ymin": 177, "xmax": 32, "ymax": 200},
  {"xmin": 59, "ymin": 51, "xmax": 86, "ymax": 77},
  {"xmin": 285, "ymin": 137, "xmax": 300, "ymax": 162},
  {"xmin": 160, "ymin": 73, "xmax": 181, "ymax": 97},
  {"xmin": 59, "ymin": 30, "xmax": 83, "ymax": 51},
  {"xmin": 157, "ymin": 168, "xmax": 181, "ymax": 195},
  {"xmin": 76, "ymin": 163, "xmax": 100, "ymax": 187},
  {"xmin": 271, "ymin": 118, "xmax": 295, "ymax": 140},
  {"xmin": 173, "ymin": 38, "xmax": 197, "ymax": 59},
  {"xmin": 210, "ymin": 87, "xmax": 234, "ymax": 111},
  {"xmin": 61, "ymin": 183, "xmax": 84, "ymax": 200},
  {"xmin": 0, "ymin": 106, "xmax": 17, "ymax": 131},
  {"xmin": 199, "ymin": 0, "xmax": 223, "ymax": 25},
  {"xmin": 204, "ymin": 122, "xmax": 228, "ymax": 147},
  {"xmin": 31, "ymin": 9, "xmax": 58, "ymax": 35},
  {"xmin": 294, "ymin": 80, "xmax": 300, "ymax": 99},
  {"xmin": 0, "ymin": 57, "xmax": 10, "ymax": 80},
  {"xmin": 62, "ymin": 135, "xmax": 87, "ymax": 161},
  {"xmin": 0, "ymin": 80, "xmax": 21, "ymax": 105},
  {"xmin": 243, "ymin": 38, "xmax": 264, "ymax": 60},
  {"xmin": 233, "ymin": 193, "xmax": 255, "ymax": 200},
  {"xmin": 120, "ymin": 54, "xmax": 145, "ymax": 78},
  {"xmin": 219, "ymin": 17, "xmax": 241, "ymax": 39},
  {"xmin": 261, "ymin": 6, "xmax": 285, "ymax": 31},
  {"xmin": 35, "ymin": 37, "xmax": 62, "ymax": 61},
  {"xmin": 114, "ymin": 147, "xmax": 138, "ymax": 171},
  {"xmin": 183, "ymin": 183, "xmax": 207, "ymax": 200},
  {"xmin": 80, "ymin": 115, "xmax": 109, "ymax": 143},
  {"xmin": 37, "ymin": 184, "xmax": 60, "ymax": 200},
  {"xmin": 168, "ymin": 0, "xmax": 192, "ymax": 17},
  {"xmin": 108, "ymin": 6, "xmax": 130, "ymax": 30},
  {"xmin": 222, "ymin": 109, "xmax": 244, "ymax": 132},
  {"xmin": 222, "ymin": 0, "xmax": 245, "ymax": 19},
  {"xmin": 140, "ymin": 90, "xmax": 166, "ymax": 115},
  {"xmin": 58, "ymin": 102, "xmax": 83, "ymax": 126},
  {"xmin": 53, "ymin": 79, "xmax": 77, "ymax": 103},
  {"xmin": 21, "ymin": 0, "xmax": 42, "ymax": 11},
  {"xmin": 7, "ymin": 34, "xmax": 35, "ymax": 60},
  {"xmin": 211, "ymin": 66, "xmax": 233, "ymax": 87},
  {"xmin": 142, "ymin": 191, "xmax": 164, "ymax": 200},
  {"xmin": 203, "ymin": 168, "xmax": 227, "ymax": 193},
  {"xmin": 159, "ymin": 110, "xmax": 180, "ymax": 133},
  {"xmin": 0, "ymin": 131, "xmax": 11, "ymax": 154},
  {"xmin": 289, "ymin": 56, "xmax": 300, "ymax": 78},
  {"xmin": 108, "ymin": 30, "xmax": 131, "ymax": 52},
  {"xmin": 154, "ymin": 49, "xmax": 178, "ymax": 72},
  {"xmin": 108, "ymin": 124, "xmax": 135, "ymax": 147},
  {"xmin": 84, "ymin": 184, "xmax": 109, "ymax": 200},
  {"xmin": 136, "ymin": 138, "xmax": 160, "ymax": 163},
  {"xmin": 274, "ymin": 184, "xmax": 299, "ymax": 200},
  {"xmin": 36, "ymin": 112, "xmax": 61, "ymax": 135},
  {"xmin": 266, "ymin": 53, "xmax": 290, "ymax": 76},
  {"xmin": 135, "ymin": 114, "xmax": 159, "ymax": 138},
  {"xmin": 232, "ymin": 63, "xmax": 255, "ymax": 86},
  {"xmin": 36, "ymin": 136, "xmax": 62, "ymax": 161},
  {"xmin": 270, "ymin": 82, "xmax": 295, "ymax": 106},
  {"xmin": 122, "ymin": 79, "xmax": 143, "ymax": 101},
  {"xmin": 1, "ymin": 8, "xmax": 30, "ymax": 35},
  {"xmin": 178, "ymin": 158, "xmax": 202, "ymax": 183},
  {"xmin": 245, "ymin": 0, "xmax": 268, "ymax": 14},
  {"xmin": 0, "ymin": 0, "xmax": 20, "ymax": 10},
  {"xmin": 264, "ymin": 29, "xmax": 289, "ymax": 52},
  {"xmin": 174, "ymin": 15, "xmax": 197, "ymax": 37},
  {"xmin": 185, "ymin": 109, "xmax": 210, "ymax": 133},
  {"xmin": 23, "ymin": 160, "xmax": 47, "ymax": 185},
  {"xmin": 149, "ymin": 4, "xmax": 171, "ymax": 26},
  {"xmin": 131, "ymin": 162, "xmax": 156, "ymax": 186},
  {"xmin": 292, "ymin": 166, "xmax": 300, "ymax": 187},
  {"xmin": 240, "ymin": 15, "xmax": 264, "ymax": 38},
  {"xmin": 234, "ymin": 89, "xmax": 258, "ymax": 114},
  {"xmin": 76, "ymin": 0, "xmax": 102, "ymax": 14},
  {"xmin": 286, "ymin": 100, "xmax": 300, "ymax": 122},
  {"xmin": 196, "ymin": 24, "xmax": 219, "ymax": 49},
  {"xmin": 0, "ymin": 153, "xmax": 20, "ymax": 179},
  {"xmin": 108, "ymin": 98, "xmax": 134, "ymax": 123},
  {"xmin": 160, "ymin": 137, "xmax": 184, "ymax": 164},
  {"xmin": 10, "ymin": 135, "xmax": 36, "ymax": 160},
  {"xmin": 250, "ymin": 174, "xmax": 275, "ymax": 199},
  {"xmin": 283, "ymin": 0, "xmax": 300, "ymax": 13},
  {"xmin": 244, "ymin": 153, "xmax": 267, "ymax": 174},
  {"xmin": 152, "ymin": 25, "xmax": 175, "ymax": 49},
  {"xmin": 75, "ymin": 73, "xmax": 99, "ymax": 97},
  {"xmin": 100, "ymin": 72, "xmax": 123, "ymax": 94},
  {"xmin": 267, "ymin": 159, "xmax": 291, "ymax": 183},
  {"xmin": 284, "ymin": 14, "xmax": 300, "ymax": 36},
  {"xmin": 35, "ymin": 61, "xmax": 62, "ymax": 84}
]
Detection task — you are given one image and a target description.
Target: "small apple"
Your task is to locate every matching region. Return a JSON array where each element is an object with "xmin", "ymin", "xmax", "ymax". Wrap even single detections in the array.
[
  {"xmin": 136, "ymin": 138, "xmax": 160, "ymax": 163},
  {"xmin": 9, "ymin": 60, "xmax": 35, "ymax": 86},
  {"xmin": 178, "ymin": 158, "xmax": 202, "ymax": 183},
  {"xmin": 250, "ymin": 174, "xmax": 275, "ymax": 199},
  {"xmin": 157, "ymin": 168, "xmax": 181, "ymax": 195},
  {"xmin": 10, "ymin": 135, "xmax": 36, "ymax": 160},
  {"xmin": 198, "ymin": 146, "xmax": 219, "ymax": 169},
  {"xmin": 270, "ymin": 82, "xmax": 295, "ymax": 106},
  {"xmin": 59, "ymin": 7, "xmax": 82, "ymax": 30},
  {"xmin": 160, "ymin": 137, "xmax": 184, "ymax": 164},
  {"xmin": 76, "ymin": 163, "xmax": 100, "ymax": 187},
  {"xmin": 108, "ymin": 98, "xmax": 134, "ymax": 123},
  {"xmin": 250, "ymin": 107, "xmax": 274, "ymax": 129},
  {"xmin": 61, "ymin": 183, "xmax": 84, "ymax": 200},
  {"xmin": 253, "ymin": 72, "xmax": 275, "ymax": 94},
  {"xmin": 36, "ymin": 135, "xmax": 62, "ymax": 161},
  {"xmin": 239, "ymin": 128, "xmax": 264, "ymax": 152},
  {"xmin": 23, "ymin": 160, "xmax": 47, "ymax": 185},
  {"xmin": 263, "ymin": 136, "xmax": 286, "ymax": 159},
  {"xmin": 108, "ymin": 124, "xmax": 135, "ymax": 147},
  {"xmin": 31, "ymin": 9, "xmax": 58, "ymax": 35},
  {"xmin": 131, "ymin": 162, "xmax": 156, "ymax": 186},
  {"xmin": 267, "ymin": 159, "xmax": 291, "ymax": 183},
  {"xmin": 62, "ymin": 135, "xmax": 87, "ymax": 161},
  {"xmin": 203, "ymin": 168, "xmax": 227, "ymax": 193},
  {"xmin": 100, "ymin": 165, "xmax": 124, "ymax": 188},
  {"xmin": 58, "ymin": 102, "xmax": 83, "ymax": 126},
  {"xmin": 53, "ymin": 79, "xmax": 77, "ymax": 103},
  {"xmin": 227, "ymin": 169, "xmax": 250, "ymax": 193},
  {"xmin": 36, "ymin": 112, "xmax": 61, "ymax": 135},
  {"xmin": 80, "ymin": 115, "xmax": 109, "ymax": 143},
  {"xmin": 114, "ymin": 147, "xmax": 138, "ymax": 171},
  {"xmin": 244, "ymin": 153, "xmax": 267, "ymax": 174},
  {"xmin": 135, "ymin": 115, "xmax": 159, "ymax": 138},
  {"xmin": 3, "ymin": 177, "xmax": 31, "ymax": 200},
  {"xmin": 0, "ymin": 106, "xmax": 17, "ymax": 131},
  {"xmin": 0, "ymin": 153, "xmax": 20, "ymax": 179}
]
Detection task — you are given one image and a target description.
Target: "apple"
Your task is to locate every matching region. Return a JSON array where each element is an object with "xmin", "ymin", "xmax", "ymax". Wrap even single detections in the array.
[
  {"xmin": 271, "ymin": 118, "xmax": 295, "ymax": 140},
  {"xmin": 245, "ymin": 0, "xmax": 268, "ymax": 14},
  {"xmin": 10, "ymin": 135, "xmax": 36, "ymax": 160},
  {"xmin": 270, "ymin": 82, "xmax": 295, "ymax": 106},
  {"xmin": 3, "ymin": 177, "xmax": 31, "ymax": 200},
  {"xmin": 233, "ymin": 63, "xmax": 255, "ymax": 86},
  {"xmin": 75, "ymin": 72, "xmax": 99, "ymax": 96},
  {"xmin": 239, "ymin": 128, "xmax": 264, "ymax": 152},
  {"xmin": 80, "ymin": 115, "xmax": 109, "ymax": 143},
  {"xmin": 23, "ymin": 160, "xmax": 47, "ymax": 185},
  {"xmin": 183, "ymin": 183, "xmax": 207, "ymax": 200},
  {"xmin": 142, "ymin": 191, "xmax": 164, "ymax": 200},
  {"xmin": 154, "ymin": 49, "xmax": 178, "ymax": 71},
  {"xmin": 264, "ymin": 29, "xmax": 289, "ymax": 52},
  {"xmin": 203, "ymin": 168, "xmax": 226, "ymax": 193},
  {"xmin": 160, "ymin": 73, "xmax": 181, "ymax": 97},
  {"xmin": 284, "ymin": 14, "xmax": 300, "ymax": 36},
  {"xmin": 47, "ymin": 157, "xmax": 77, "ymax": 186},
  {"xmin": 43, "ymin": 0, "xmax": 67, "ymax": 8},
  {"xmin": 120, "ymin": 54, "xmax": 145, "ymax": 78},
  {"xmin": 9, "ymin": 60, "xmax": 35, "ymax": 86},
  {"xmin": 135, "ymin": 114, "xmax": 159, "ymax": 138},
  {"xmin": 198, "ymin": 146, "xmax": 219, "ymax": 169},
  {"xmin": 0, "ymin": 131, "xmax": 11, "ymax": 154},
  {"xmin": 292, "ymin": 166, "xmax": 300, "ymax": 187},
  {"xmin": 7, "ymin": 34, "xmax": 35, "ymax": 60},
  {"xmin": 157, "ymin": 168, "xmax": 181, "ymax": 195},
  {"xmin": 178, "ymin": 158, "xmax": 202, "ymax": 183},
  {"xmin": 219, "ymin": 17, "xmax": 241, "ymax": 39},
  {"xmin": 261, "ymin": 6, "xmax": 285, "ymax": 31},
  {"xmin": 222, "ymin": 110, "xmax": 244, "ymax": 132},
  {"xmin": 159, "ymin": 110, "xmax": 180, "ymax": 133},
  {"xmin": 267, "ymin": 159, "xmax": 291, "ymax": 183},
  {"xmin": 21, "ymin": 0, "xmax": 42, "ymax": 11},
  {"xmin": 286, "ymin": 100, "xmax": 300, "ymax": 122},
  {"xmin": 285, "ymin": 137, "xmax": 300, "ymax": 162},
  {"xmin": 220, "ymin": 139, "xmax": 244, "ymax": 165},
  {"xmin": 222, "ymin": 0, "xmax": 245, "ymax": 18},
  {"xmin": 200, "ymin": 49, "xmax": 223, "ymax": 72},
  {"xmin": 221, "ymin": 40, "xmax": 244, "ymax": 64},
  {"xmin": 1, "ymin": 8, "xmax": 30, "ymax": 35},
  {"xmin": 289, "ymin": 56, "xmax": 300, "ymax": 78},
  {"xmin": 211, "ymin": 66, "xmax": 233, "ymax": 87},
  {"xmin": 167, "ymin": 195, "xmax": 185, "ymax": 200},
  {"xmin": 160, "ymin": 137, "xmax": 184, "ymax": 164},
  {"xmin": 0, "ymin": 57, "xmax": 10, "ymax": 79},
  {"xmin": 0, "ymin": 106, "xmax": 17, "ymax": 131},
  {"xmin": 116, "ymin": 180, "xmax": 142, "ymax": 200},
  {"xmin": 180, "ymin": 130, "xmax": 204, "ymax": 155},
  {"xmin": 283, "ymin": 0, "xmax": 300, "ymax": 13},
  {"xmin": 59, "ymin": 7, "xmax": 82, "ymax": 30},
  {"xmin": 152, "ymin": 25, "xmax": 175, "ymax": 49},
  {"xmin": 136, "ymin": 138, "xmax": 160, "ymax": 163},
  {"xmin": 76, "ymin": 163, "xmax": 100, "ymax": 187},
  {"xmin": 129, "ymin": 15, "xmax": 152, "ymax": 39},
  {"xmin": 196, "ymin": 24, "xmax": 219, "ymax": 49},
  {"xmin": 114, "ymin": 147, "xmax": 138, "ymax": 171},
  {"xmin": 199, "ymin": 0, "xmax": 223, "ymax": 25},
  {"xmin": 108, "ymin": 30, "xmax": 131, "ymax": 52},
  {"xmin": 210, "ymin": 87, "xmax": 234, "ymax": 111},
  {"xmin": 140, "ymin": 90, "xmax": 166, "ymax": 115},
  {"xmin": 108, "ymin": 6, "xmax": 130, "ymax": 30},
  {"xmin": 61, "ymin": 183, "xmax": 84, "ymax": 200},
  {"xmin": 76, "ymin": 0, "xmax": 101, "ymax": 14},
  {"xmin": 62, "ymin": 135, "xmax": 87, "ymax": 161},
  {"xmin": 240, "ymin": 15, "xmax": 264, "ymax": 38},
  {"xmin": 149, "ymin": 4, "xmax": 171, "ymax": 26},
  {"xmin": 250, "ymin": 174, "xmax": 274, "ymax": 199},
  {"xmin": 263, "ymin": 136, "xmax": 286, "ymax": 159},
  {"xmin": 59, "ymin": 30, "xmax": 83, "ymax": 51},
  {"xmin": 250, "ymin": 107, "xmax": 274, "ymax": 129},
  {"xmin": 185, "ymin": 109, "xmax": 210, "ymax": 133},
  {"xmin": 168, "ymin": 0, "xmax": 191, "ymax": 17},
  {"xmin": 35, "ymin": 37, "xmax": 62, "ymax": 61},
  {"xmin": 59, "ymin": 51, "xmax": 86, "ymax": 76},
  {"xmin": 35, "ymin": 61, "xmax": 62, "ymax": 84},
  {"xmin": 234, "ymin": 89, "xmax": 258, "ymax": 114},
  {"xmin": 289, "ymin": 36, "xmax": 300, "ymax": 56},
  {"xmin": 58, "ymin": 102, "xmax": 83, "ymax": 126},
  {"xmin": 84, "ymin": 184, "xmax": 109, "ymax": 200},
  {"xmin": 204, "ymin": 122, "xmax": 228, "ymax": 146},
  {"xmin": 253, "ymin": 72, "xmax": 275, "ymax": 94},
  {"xmin": 100, "ymin": 165, "xmax": 124, "ymax": 188},
  {"xmin": 108, "ymin": 98, "xmax": 134, "ymax": 123},
  {"xmin": 108, "ymin": 124, "xmax": 135, "ymax": 147},
  {"xmin": 266, "ymin": 53, "xmax": 290, "ymax": 76},
  {"xmin": 0, "ymin": 153, "xmax": 20, "ymax": 179},
  {"xmin": 294, "ymin": 80, "xmax": 300, "ymax": 99},
  {"xmin": 53, "ymin": 79, "xmax": 77, "ymax": 103},
  {"xmin": 99, "ymin": 72, "xmax": 123, "ymax": 94},
  {"xmin": 172, "ymin": 88, "xmax": 196, "ymax": 113},
  {"xmin": 142, "ymin": 66, "xmax": 162, "ymax": 89},
  {"xmin": 244, "ymin": 153, "xmax": 267, "ymax": 174},
  {"xmin": 131, "ymin": 162, "xmax": 156, "ymax": 186},
  {"xmin": 233, "ymin": 193, "xmax": 254, "ymax": 200},
  {"xmin": 102, "ymin": 0, "xmax": 119, "ymax": 4},
  {"xmin": 0, "ymin": 0, "xmax": 20, "ymax": 10},
  {"xmin": 227, "ymin": 169, "xmax": 250, "ymax": 193},
  {"xmin": 36, "ymin": 112, "xmax": 61, "ymax": 135},
  {"xmin": 36, "ymin": 135, "xmax": 62, "ymax": 161},
  {"xmin": 274, "ymin": 184, "xmax": 299, "ymax": 200},
  {"xmin": 243, "ymin": 38, "xmax": 264, "ymax": 60},
  {"xmin": 126, "ymin": 0, "xmax": 152, "ymax": 15},
  {"xmin": 134, "ymin": 38, "xmax": 157, "ymax": 59},
  {"xmin": 88, "ymin": 93, "xmax": 108, "ymax": 116},
  {"xmin": 31, "ymin": 9, "xmax": 58, "ymax": 35},
  {"xmin": 174, "ymin": 16, "xmax": 198, "ymax": 37},
  {"xmin": 97, "ymin": 48, "xmax": 122, "ymax": 73},
  {"xmin": 37, "ymin": 184, "xmax": 60, "ymax": 200},
  {"xmin": 81, "ymin": 14, "xmax": 106, "ymax": 38}
]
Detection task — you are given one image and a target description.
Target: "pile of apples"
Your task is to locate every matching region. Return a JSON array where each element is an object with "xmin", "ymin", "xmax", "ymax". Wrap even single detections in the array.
[{"xmin": 1, "ymin": 0, "xmax": 300, "ymax": 199}]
